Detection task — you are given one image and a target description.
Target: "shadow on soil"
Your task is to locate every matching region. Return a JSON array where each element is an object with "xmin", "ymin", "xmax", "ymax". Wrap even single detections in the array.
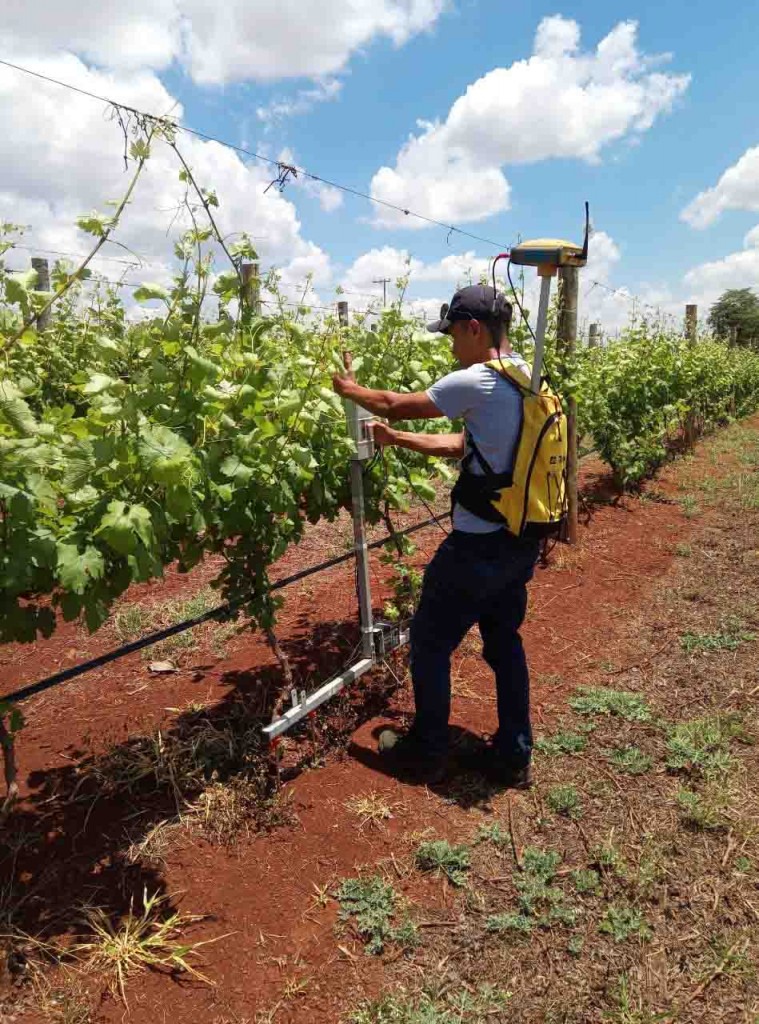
[
  {"xmin": 0, "ymin": 462, "xmax": 630, "ymax": 976},
  {"xmin": 0, "ymin": 613, "xmax": 402, "ymax": 969},
  {"xmin": 349, "ymin": 724, "xmax": 518, "ymax": 813}
]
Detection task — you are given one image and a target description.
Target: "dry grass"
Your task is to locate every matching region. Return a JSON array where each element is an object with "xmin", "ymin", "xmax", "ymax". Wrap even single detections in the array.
[
  {"xmin": 70, "ymin": 889, "xmax": 226, "ymax": 1006},
  {"xmin": 345, "ymin": 791, "xmax": 395, "ymax": 830},
  {"xmin": 74, "ymin": 698, "xmax": 293, "ymax": 842},
  {"xmin": 111, "ymin": 588, "xmax": 243, "ymax": 665},
  {"xmin": 29, "ymin": 968, "xmax": 96, "ymax": 1024},
  {"xmin": 125, "ymin": 818, "xmax": 185, "ymax": 866}
]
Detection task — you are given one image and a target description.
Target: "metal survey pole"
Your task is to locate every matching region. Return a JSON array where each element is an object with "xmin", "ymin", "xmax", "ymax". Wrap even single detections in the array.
[
  {"xmin": 343, "ymin": 351, "xmax": 376, "ymax": 659},
  {"xmin": 349, "ymin": 438, "xmax": 374, "ymax": 658},
  {"xmin": 531, "ymin": 273, "xmax": 553, "ymax": 392},
  {"xmin": 558, "ymin": 266, "xmax": 579, "ymax": 545}
]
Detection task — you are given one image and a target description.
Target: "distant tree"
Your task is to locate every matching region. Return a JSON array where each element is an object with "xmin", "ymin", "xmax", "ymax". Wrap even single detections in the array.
[{"xmin": 708, "ymin": 289, "xmax": 759, "ymax": 347}]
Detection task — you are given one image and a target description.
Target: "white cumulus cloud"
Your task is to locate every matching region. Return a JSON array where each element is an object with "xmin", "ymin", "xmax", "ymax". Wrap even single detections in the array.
[
  {"xmin": 2, "ymin": 0, "xmax": 446, "ymax": 84},
  {"xmin": 0, "ymin": 55, "xmax": 333, "ymax": 299},
  {"xmin": 370, "ymin": 15, "xmax": 690, "ymax": 228},
  {"xmin": 681, "ymin": 145, "xmax": 759, "ymax": 228},
  {"xmin": 257, "ymin": 79, "xmax": 343, "ymax": 128},
  {"xmin": 682, "ymin": 221, "xmax": 759, "ymax": 302},
  {"xmin": 340, "ymin": 246, "xmax": 493, "ymax": 299}
]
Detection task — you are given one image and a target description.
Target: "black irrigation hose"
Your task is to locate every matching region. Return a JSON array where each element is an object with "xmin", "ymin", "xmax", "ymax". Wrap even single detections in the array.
[{"xmin": 2, "ymin": 510, "xmax": 451, "ymax": 707}]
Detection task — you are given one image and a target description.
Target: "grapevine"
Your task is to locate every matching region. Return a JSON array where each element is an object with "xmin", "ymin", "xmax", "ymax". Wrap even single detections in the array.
[{"xmin": 2, "ymin": 121, "xmax": 759, "ymax": 781}]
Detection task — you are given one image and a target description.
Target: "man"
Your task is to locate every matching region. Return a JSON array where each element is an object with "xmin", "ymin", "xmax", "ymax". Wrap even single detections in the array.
[{"xmin": 332, "ymin": 284, "xmax": 540, "ymax": 788}]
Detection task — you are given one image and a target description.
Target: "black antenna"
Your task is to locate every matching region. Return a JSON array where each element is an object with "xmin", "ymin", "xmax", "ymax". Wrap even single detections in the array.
[{"xmin": 581, "ymin": 201, "xmax": 590, "ymax": 262}]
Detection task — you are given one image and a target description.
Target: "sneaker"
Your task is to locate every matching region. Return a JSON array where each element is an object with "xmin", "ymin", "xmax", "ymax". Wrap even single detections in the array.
[
  {"xmin": 481, "ymin": 750, "xmax": 532, "ymax": 789},
  {"xmin": 454, "ymin": 738, "xmax": 532, "ymax": 789},
  {"xmin": 377, "ymin": 728, "xmax": 447, "ymax": 785}
]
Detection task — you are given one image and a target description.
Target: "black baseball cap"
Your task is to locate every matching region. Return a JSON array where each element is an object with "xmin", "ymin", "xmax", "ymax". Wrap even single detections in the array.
[{"xmin": 426, "ymin": 284, "xmax": 512, "ymax": 334}]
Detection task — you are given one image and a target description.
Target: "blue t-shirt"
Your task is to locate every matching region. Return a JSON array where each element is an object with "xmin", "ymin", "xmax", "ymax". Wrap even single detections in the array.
[{"xmin": 427, "ymin": 353, "xmax": 531, "ymax": 533}]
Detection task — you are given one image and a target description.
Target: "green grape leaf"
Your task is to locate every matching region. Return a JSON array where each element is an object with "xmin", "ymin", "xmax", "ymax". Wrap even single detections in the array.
[
  {"xmin": 82, "ymin": 372, "xmax": 123, "ymax": 396},
  {"xmin": 133, "ymin": 283, "xmax": 169, "ymax": 302},
  {"xmin": 95, "ymin": 501, "xmax": 155, "ymax": 556},
  {"xmin": 185, "ymin": 346, "xmax": 221, "ymax": 380},
  {"xmin": 76, "ymin": 212, "xmax": 113, "ymax": 238},
  {"xmin": 220, "ymin": 456, "xmax": 254, "ymax": 483},
  {"xmin": 56, "ymin": 542, "xmax": 106, "ymax": 594},
  {"xmin": 0, "ymin": 379, "xmax": 38, "ymax": 435},
  {"xmin": 129, "ymin": 139, "xmax": 151, "ymax": 161},
  {"xmin": 138, "ymin": 424, "xmax": 194, "ymax": 486}
]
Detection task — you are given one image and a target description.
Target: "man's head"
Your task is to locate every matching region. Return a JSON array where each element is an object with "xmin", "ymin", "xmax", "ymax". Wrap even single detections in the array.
[{"xmin": 426, "ymin": 285, "xmax": 513, "ymax": 368}]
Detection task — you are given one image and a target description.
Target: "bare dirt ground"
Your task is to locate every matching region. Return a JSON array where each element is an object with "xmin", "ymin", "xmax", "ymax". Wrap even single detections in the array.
[{"xmin": 2, "ymin": 417, "xmax": 758, "ymax": 1023}]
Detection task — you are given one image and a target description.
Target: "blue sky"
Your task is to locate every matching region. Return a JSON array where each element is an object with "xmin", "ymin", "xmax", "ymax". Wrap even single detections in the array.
[
  {"xmin": 2, "ymin": 1, "xmax": 759, "ymax": 330},
  {"xmin": 178, "ymin": 0, "xmax": 757, "ymax": 288}
]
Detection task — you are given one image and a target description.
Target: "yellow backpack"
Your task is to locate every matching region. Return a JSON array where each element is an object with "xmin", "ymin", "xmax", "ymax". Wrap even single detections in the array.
[{"xmin": 451, "ymin": 359, "xmax": 568, "ymax": 539}]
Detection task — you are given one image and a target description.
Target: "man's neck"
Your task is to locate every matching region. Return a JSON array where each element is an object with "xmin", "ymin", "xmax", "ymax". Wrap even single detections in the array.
[{"xmin": 487, "ymin": 345, "xmax": 512, "ymax": 361}]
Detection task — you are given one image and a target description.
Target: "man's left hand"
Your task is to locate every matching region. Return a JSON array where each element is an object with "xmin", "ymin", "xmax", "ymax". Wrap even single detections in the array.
[
  {"xmin": 370, "ymin": 421, "xmax": 397, "ymax": 448},
  {"xmin": 332, "ymin": 372, "xmax": 355, "ymax": 398}
]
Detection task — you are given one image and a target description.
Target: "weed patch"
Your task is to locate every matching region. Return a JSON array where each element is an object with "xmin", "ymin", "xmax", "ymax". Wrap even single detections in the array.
[
  {"xmin": 111, "ymin": 589, "xmax": 238, "ymax": 664},
  {"xmin": 71, "ymin": 890, "xmax": 221, "ymax": 1005},
  {"xmin": 571, "ymin": 869, "xmax": 601, "ymax": 895},
  {"xmin": 546, "ymin": 784, "xmax": 583, "ymax": 819},
  {"xmin": 414, "ymin": 841, "xmax": 470, "ymax": 887},
  {"xmin": 593, "ymin": 841, "xmax": 627, "ymax": 877},
  {"xmin": 680, "ymin": 627, "xmax": 755, "ymax": 653},
  {"xmin": 598, "ymin": 905, "xmax": 652, "ymax": 944},
  {"xmin": 510, "ymin": 848, "xmax": 578, "ymax": 929},
  {"xmin": 345, "ymin": 792, "xmax": 394, "ymax": 830},
  {"xmin": 475, "ymin": 822, "xmax": 510, "ymax": 848},
  {"xmin": 347, "ymin": 983, "xmax": 511, "ymax": 1023},
  {"xmin": 607, "ymin": 746, "xmax": 653, "ymax": 775},
  {"xmin": 486, "ymin": 912, "xmax": 533, "ymax": 935},
  {"xmin": 535, "ymin": 730, "xmax": 588, "ymax": 756},
  {"xmin": 336, "ymin": 877, "xmax": 416, "ymax": 956},
  {"xmin": 75, "ymin": 700, "xmax": 287, "ymax": 837},
  {"xmin": 680, "ymin": 495, "xmax": 700, "ymax": 518},
  {"xmin": 666, "ymin": 714, "xmax": 744, "ymax": 777},
  {"xmin": 676, "ymin": 787, "xmax": 728, "ymax": 831},
  {"xmin": 570, "ymin": 688, "xmax": 651, "ymax": 722}
]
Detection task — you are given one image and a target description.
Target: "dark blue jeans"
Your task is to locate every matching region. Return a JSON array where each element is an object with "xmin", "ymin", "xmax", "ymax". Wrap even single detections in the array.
[{"xmin": 409, "ymin": 529, "xmax": 539, "ymax": 765}]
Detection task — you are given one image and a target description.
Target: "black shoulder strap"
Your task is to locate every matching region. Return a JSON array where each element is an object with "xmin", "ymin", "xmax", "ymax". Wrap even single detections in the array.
[{"xmin": 463, "ymin": 428, "xmax": 495, "ymax": 477}]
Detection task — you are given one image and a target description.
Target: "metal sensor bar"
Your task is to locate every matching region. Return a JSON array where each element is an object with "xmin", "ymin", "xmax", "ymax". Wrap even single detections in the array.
[
  {"xmin": 262, "ymin": 657, "xmax": 373, "ymax": 740},
  {"xmin": 263, "ymin": 626, "xmax": 410, "ymax": 740}
]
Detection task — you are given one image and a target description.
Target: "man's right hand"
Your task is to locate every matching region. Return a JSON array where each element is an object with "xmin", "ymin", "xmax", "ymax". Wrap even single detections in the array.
[{"xmin": 371, "ymin": 421, "xmax": 397, "ymax": 448}]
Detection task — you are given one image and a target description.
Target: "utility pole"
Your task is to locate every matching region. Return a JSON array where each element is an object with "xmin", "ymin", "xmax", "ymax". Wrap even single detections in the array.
[
  {"xmin": 588, "ymin": 322, "xmax": 600, "ymax": 348},
  {"xmin": 373, "ymin": 278, "xmax": 390, "ymax": 308},
  {"xmin": 557, "ymin": 266, "xmax": 579, "ymax": 545}
]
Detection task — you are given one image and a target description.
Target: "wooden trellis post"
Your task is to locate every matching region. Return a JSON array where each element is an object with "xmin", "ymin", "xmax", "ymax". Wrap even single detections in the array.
[
  {"xmin": 241, "ymin": 261, "xmax": 261, "ymax": 315},
  {"xmin": 685, "ymin": 304, "xmax": 698, "ymax": 444},
  {"xmin": 685, "ymin": 304, "xmax": 697, "ymax": 345}
]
